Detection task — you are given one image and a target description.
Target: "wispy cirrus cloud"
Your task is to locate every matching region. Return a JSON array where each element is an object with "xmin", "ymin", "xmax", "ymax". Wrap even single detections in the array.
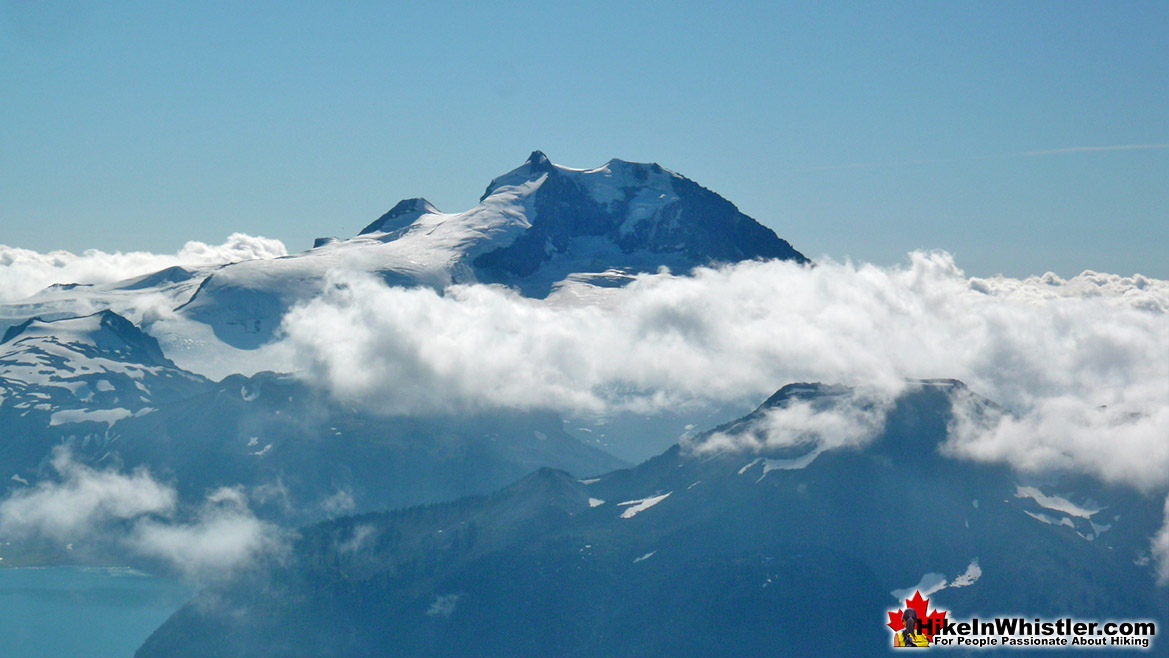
[
  {"xmin": 1019, "ymin": 143, "xmax": 1169, "ymax": 157},
  {"xmin": 788, "ymin": 143, "xmax": 1169, "ymax": 173}
]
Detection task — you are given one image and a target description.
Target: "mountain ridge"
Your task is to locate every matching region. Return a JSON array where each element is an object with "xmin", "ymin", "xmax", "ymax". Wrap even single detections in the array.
[
  {"xmin": 0, "ymin": 310, "xmax": 626, "ymax": 540},
  {"xmin": 1, "ymin": 154, "xmax": 807, "ymax": 354},
  {"xmin": 176, "ymin": 152, "xmax": 806, "ymax": 347},
  {"xmin": 135, "ymin": 379, "xmax": 1168, "ymax": 657}
]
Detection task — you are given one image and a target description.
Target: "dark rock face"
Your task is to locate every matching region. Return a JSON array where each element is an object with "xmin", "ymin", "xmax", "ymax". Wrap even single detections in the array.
[
  {"xmin": 666, "ymin": 174, "xmax": 804, "ymax": 262},
  {"xmin": 2, "ymin": 309, "xmax": 174, "ymax": 368},
  {"xmin": 359, "ymin": 198, "xmax": 441, "ymax": 235},
  {"xmin": 174, "ymin": 153, "xmax": 809, "ymax": 348},
  {"xmin": 472, "ymin": 152, "xmax": 807, "ymax": 286},
  {"xmin": 135, "ymin": 381, "xmax": 1169, "ymax": 657}
]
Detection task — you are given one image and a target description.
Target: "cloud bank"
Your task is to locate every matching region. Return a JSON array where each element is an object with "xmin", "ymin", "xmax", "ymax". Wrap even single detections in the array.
[
  {"xmin": 0, "ymin": 233, "xmax": 287, "ymax": 303},
  {"xmin": 277, "ymin": 252, "xmax": 1169, "ymax": 582},
  {"xmin": 0, "ymin": 448, "xmax": 284, "ymax": 579},
  {"xmin": 946, "ymin": 389, "xmax": 1169, "ymax": 490},
  {"xmin": 279, "ymin": 251, "xmax": 1167, "ymax": 488},
  {"xmin": 9, "ymin": 247, "xmax": 1159, "ymax": 579}
]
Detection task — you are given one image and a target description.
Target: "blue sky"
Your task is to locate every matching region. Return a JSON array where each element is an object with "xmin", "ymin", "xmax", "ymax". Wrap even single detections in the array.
[{"xmin": 2, "ymin": 1, "xmax": 1166, "ymax": 278}]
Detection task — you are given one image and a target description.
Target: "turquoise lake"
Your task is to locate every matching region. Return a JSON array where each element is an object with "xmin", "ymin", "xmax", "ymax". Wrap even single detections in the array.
[{"xmin": 0, "ymin": 566, "xmax": 193, "ymax": 658}]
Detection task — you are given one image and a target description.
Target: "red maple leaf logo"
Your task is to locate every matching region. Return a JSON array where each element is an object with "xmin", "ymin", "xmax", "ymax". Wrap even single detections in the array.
[{"xmin": 887, "ymin": 590, "xmax": 948, "ymax": 641}]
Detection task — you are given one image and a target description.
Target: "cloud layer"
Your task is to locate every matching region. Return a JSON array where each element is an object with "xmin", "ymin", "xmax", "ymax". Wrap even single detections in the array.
[
  {"xmin": 0, "ymin": 233, "xmax": 287, "ymax": 303},
  {"xmin": 6, "ymin": 247, "xmax": 1162, "ymax": 581},
  {"xmin": 279, "ymin": 252, "xmax": 1167, "ymax": 486},
  {"xmin": 277, "ymin": 253, "xmax": 1168, "ymax": 582}
]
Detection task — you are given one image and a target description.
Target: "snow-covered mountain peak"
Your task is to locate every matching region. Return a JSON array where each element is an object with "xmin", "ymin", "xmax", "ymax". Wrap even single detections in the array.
[
  {"xmin": 758, "ymin": 381, "xmax": 854, "ymax": 409},
  {"xmin": 3, "ymin": 154, "xmax": 807, "ymax": 350},
  {"xmin": 171, "ymin": 153, "xmax": 807, "ymax": 347},
  {"xmin": 358, "ymin": 197, "xmax": 442, "ymax": 236},
  {"xmin": 526, "ymin": 149, "xmax": 553, "ymax": 169},
  {"xmin": 1, "ymin": 310, "xmax": 173, "ymax": 369},
  {"xmin": 479, "ymin": 151, "xmax": 558, "ymax": 201},
  {"xmin": 0, "ymin": 311, "xmax": 208, "ymax": 432},
  {"xmin": 479, "ymin": 152, "xmax": 677, "ymax": 205},
  {"xmin": 579, "ymin": 159, "xmax": 678, "ymax": 211},
  {"xmin": 467, "ymin": 152, "xmax": 807, "ymax": 293}
]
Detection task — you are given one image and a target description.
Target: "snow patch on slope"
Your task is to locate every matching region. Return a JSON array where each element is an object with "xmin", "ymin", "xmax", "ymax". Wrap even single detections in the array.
[
  {"xmin": 891, "ymin": 558, "xmax": 981, "ymax": 601},
  {"xmin": 618, "ymin": 492, "xmax": 671, "ymax": 519},
  {"xmin": 1015, "ymin": 486, "xmax": 1101, "ymax": 519},
  {"xmin": 49, "ymin": 408, "xmax": 131, "ymax": 427}
]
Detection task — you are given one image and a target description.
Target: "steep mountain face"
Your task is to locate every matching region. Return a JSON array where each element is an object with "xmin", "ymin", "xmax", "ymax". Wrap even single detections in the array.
[
  {"xmin": 0, "ymin": 153, "xmax": 806, "ymax": 357},
  {"xmin": 465, "ymin": 151, "xmax": 805, "ymax": 293},
  {"xmin": 94, "ymin": 372, "xmax": 625, "ymax": 521},
  {"xmin": 1, "ymin": 310, "xmax": 195, "ymax": 393},
  {"xmin": 0, "ymin": 266, "xmax": 206, "ymax": 338},
  {"xmin": 0, "ymin": 312, "xmax": 624, "ymax": 534},
  {"xmin": 0, "ymin": 311, "xmax": 210, "ymax": 472},
  {"xmin": 137, "ymin": 381, "xmax": 1168, "ymax": 657},
  {"xmin": 360, "ymin": 152, "xmax": 805, "ymax": 282},
  {"xmin": 175, "ymin": 152, "xmax": 806, "ymax": 347}
]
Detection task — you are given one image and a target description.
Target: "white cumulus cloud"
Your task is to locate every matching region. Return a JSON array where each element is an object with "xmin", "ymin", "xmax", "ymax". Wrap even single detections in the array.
[
  {"xmin": 277, "ymin": 249, "xmax": 1169, "ymax": 581},
  {"xmin": 0, "ymin": 447, "xmax": 175, "ymax": 539},
  {"xmin": 0, "ymin": 448, "xmax": 284, "ymax": 579},
  {"xmin": 279, "ymin": 251, "xmax": 1167, "ymax": 490},
  {"xmin": 128, "ymin": 486, "xmax": 287, "ymax": 579},
  {"xmin": 0, "ymin": 233, "xmax": 287, "ymax": 303}
]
